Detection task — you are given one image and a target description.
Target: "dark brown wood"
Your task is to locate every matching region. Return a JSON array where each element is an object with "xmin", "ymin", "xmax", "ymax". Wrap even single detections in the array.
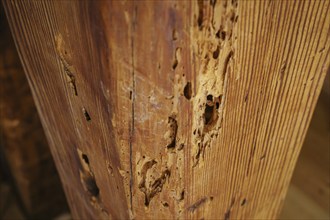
[{"xmin": 0, "ymin": 7, "xmax": 68, "ymax": 218}]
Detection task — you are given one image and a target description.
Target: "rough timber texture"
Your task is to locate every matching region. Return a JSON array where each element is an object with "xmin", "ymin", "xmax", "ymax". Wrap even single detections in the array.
[
  {"xmin": 0, "ymin": 6, "xmax": 68, "ymax": 218},
  {"xmin": 3, "ymin": 0, "xmax": 329, "ymax": 219}
]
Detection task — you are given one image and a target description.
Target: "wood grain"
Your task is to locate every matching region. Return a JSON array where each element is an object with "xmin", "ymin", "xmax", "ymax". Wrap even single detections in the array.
[
  {"xmin": 3, "ymin": 0, "xmax": 329, "ymax": 219},
  {"xmin": 0, "ymin": 6, "xmax": 68, "ymax": 218}
]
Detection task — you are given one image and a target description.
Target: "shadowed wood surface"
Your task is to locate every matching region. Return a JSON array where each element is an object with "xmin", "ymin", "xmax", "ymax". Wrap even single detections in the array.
[
  {"xmin": 0, "ymin": 6, "xmax": 68, "ymax": 218},
  {"xmin": 3, "ymin": 0, "xmax": 329, "ymax": 219}
]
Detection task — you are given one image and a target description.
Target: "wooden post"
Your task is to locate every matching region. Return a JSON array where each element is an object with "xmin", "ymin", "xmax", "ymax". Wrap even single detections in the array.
[
  {"xmin": 3, "ymin": 0, "xmax": 329, "ymax": 219},
  {"xmin": 0, "ymin": 5, "xmax": 68, "ymax": 218}
]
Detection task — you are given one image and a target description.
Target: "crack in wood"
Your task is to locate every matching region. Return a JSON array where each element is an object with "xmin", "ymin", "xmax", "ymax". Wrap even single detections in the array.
[{"xmin": 129, "ymin": 4, "xmax": 138, "ymax": 217}]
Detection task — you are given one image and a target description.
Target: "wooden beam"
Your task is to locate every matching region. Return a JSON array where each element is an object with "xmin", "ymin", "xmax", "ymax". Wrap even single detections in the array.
[{"xmin": 3, "ymin": 0, "xmax": 329, "ymax": 219}]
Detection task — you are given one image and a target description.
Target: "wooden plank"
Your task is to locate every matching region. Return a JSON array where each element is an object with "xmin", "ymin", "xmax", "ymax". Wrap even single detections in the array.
[
  {"xmin": 0, "ymin": 6, "xmax": 68, "ymax": 218},
  {"xmin": 3, "ymin": 0, "xmax": 329, "ymax": 219}
]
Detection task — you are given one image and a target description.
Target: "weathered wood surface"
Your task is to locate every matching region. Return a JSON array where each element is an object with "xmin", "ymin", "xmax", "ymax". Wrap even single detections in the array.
[
  {"xmin": 3, "ymin": 0, "xmax": 329, "ymax": 219},
  {"xmin": 0, "ymin": 6, "xmax": 68, "ymax": 218}
]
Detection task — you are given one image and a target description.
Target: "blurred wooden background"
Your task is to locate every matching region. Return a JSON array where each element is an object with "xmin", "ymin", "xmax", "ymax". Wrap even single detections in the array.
[{"xmin": 280, "ymin": 74, "xmax": 330, "ymax": 219}]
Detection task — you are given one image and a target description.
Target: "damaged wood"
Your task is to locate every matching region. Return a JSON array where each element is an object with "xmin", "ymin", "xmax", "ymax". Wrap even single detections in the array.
[{"xmin": 3, "ymin": 0, "xmax": 329, "ymax": 219}]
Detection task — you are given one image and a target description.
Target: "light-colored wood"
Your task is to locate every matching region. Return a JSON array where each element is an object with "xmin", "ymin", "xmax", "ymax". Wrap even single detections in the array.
[{"xmin": 3, "ymin": 0, "xmax": 329, "ymax": 219}]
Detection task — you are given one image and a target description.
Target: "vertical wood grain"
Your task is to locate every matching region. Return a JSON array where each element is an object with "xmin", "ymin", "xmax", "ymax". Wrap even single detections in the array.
[
  {"xmin": 3, "ymin": 0, "xmax": 329, "ymax": 219},
  {"xmin": 0, "ymin": 6, "xmax": 68, "ymax": 218}
]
